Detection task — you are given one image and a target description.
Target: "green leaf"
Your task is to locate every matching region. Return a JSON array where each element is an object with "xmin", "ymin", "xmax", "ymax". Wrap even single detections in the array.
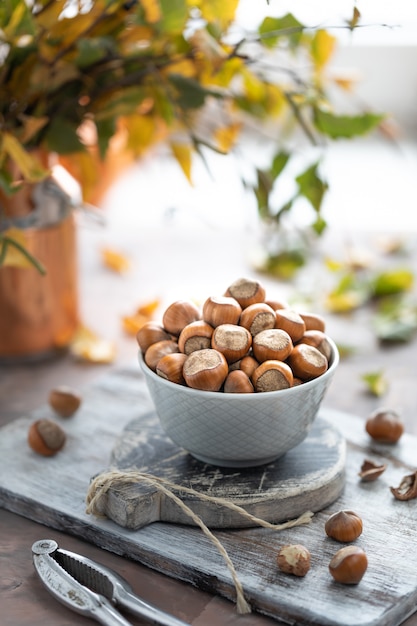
[
  {"xmin": 371, "ymin": 269, "xmax": 414, "ymax": 297},
  {"xmin": 76, "ymin": 37, "xmax": 114, "ymax": 68},
  {"xmin": 258, "ymin": 14, "xmax": 304, "ymax": 49},
  {"xmin": 313, "ymin": 108, "xmax": 384, "ymax": 139},
  {"xmin": 262, "ymin": 249, "xmax": 306, "ymax": 280},
  {"xmin": 45, "ymin": 117, "xmax": 85, "ymax": 154},
  {"xmin": 159, "ymin": 0, "xmax": 188, "ymax": 33},
  {"xmin": 270, "ymin": 151, "xmax": 290, "ymax": 180},
  {"xmin": 373, "ymin": 296, "xmax": 417, "ymax": 343},
  {"xmin": 254, "ymin": 169, "xmax": 273, "ymax": 219},
  {"xmin": 361, "ymin": 370, "xmax": 388, "ymax": 397},
  {"xmin": 295, "ymin": 162, "xmax": 328, "ymax": 212},
  {"xmin": 168, "ymin": 74, "xmax": 220, "ymax": 109}
]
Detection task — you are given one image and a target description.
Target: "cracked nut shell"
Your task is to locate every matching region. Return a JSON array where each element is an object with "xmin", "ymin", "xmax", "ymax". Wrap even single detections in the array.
[{"xmin": 277, "ymin": 544, "xmax": 311, "ymax": 577}]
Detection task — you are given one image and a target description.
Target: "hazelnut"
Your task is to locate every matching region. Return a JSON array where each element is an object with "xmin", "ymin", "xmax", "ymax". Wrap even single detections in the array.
[
  {"xmin": 265, "ymin": 298, "xmax": 288, "ymax": 311},
  {"xmin": 299, "ymin": 311, "xmax": 326, "ymax": 332},
  {"xmin": 277, "ymin": 544, "xmax": 311, "ymax": 577},
  {"xmin": 298, "ymin": 330, "xmax": 332, "ymax": 361},
  {"xmin": 28, "ymin": 419, "xmax": 66, "ymax": 456},
  {"xmin": 144, "ymin": 339, "xmax": 179, "ymax": 371},
  {"xmin": 325, "ymin": 510, "xmax": 363, "ymax": 543},
  {"xmin": 211, "ymin": 323, "xmax": 252, "ymax": 364},
  {"xmin": 183, "ymin": 348, "xmax": 228, "ymax": 391},
  {"xmin": 239, "ymin": 303, "xmax": 276, "ymax": 336},
  {"xmin": 275, "ymin": 309, "xmax": 306, "ymax": 342},
  {"xmin": 252, "ymin": 329, "xmax": 293, "ymax": 363},
  {"xmin": 178, "ymin": 320, "xmax": 214, "ymax": 354},
  {"xmin": 156, "ymin": 352, "xmax": 187, "ymax": 385},
  {"xmin": 224, "ymin": 277, "xmax": 265, "ymax": 308},
  {"xmin": 48, "ymin": 386, "xmax": 81, "ymax": 417},
  {"xmin": 365, "ymin": 408, "xmax": 404, "ymax": 443},
  {"xmin": 202, "ymin": 295, "xmax": 242, "ymax": 327},
  {"xmin": 239, "ymin": 355, "xmax": 259, "ymax": 378},
  {"xmin": 251, "ymin": 360, "xmax": 293, "ymax": 392},
  {"xmin": 136, "ymin": 322, "xmax": 172, "ymax": 354},
  {"xmin": 224, "ymin": 370, "xmax": 254, "ymax": 393},
  {"xmin": 286, "ymin": 343, "xmax": 328, "ymax": 381},
  {"xmin": 162, "ymin": 300, "xmax": 201, "ymax": 336},
  {"xmin": 329, "ymin": 546, "xmax": 368, "ymax": 584}
]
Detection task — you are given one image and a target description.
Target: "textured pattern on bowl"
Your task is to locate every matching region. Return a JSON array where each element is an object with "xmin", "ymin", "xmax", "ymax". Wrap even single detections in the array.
[{"xmin": 139, "ymin": 339, "xmax": 339, "ymax": 467}]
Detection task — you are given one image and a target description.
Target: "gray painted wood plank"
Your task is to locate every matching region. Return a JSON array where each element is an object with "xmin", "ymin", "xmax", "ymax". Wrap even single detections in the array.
[{"xmin": 0, "ymin": 366, "xmax": 416, "ymax": 626}]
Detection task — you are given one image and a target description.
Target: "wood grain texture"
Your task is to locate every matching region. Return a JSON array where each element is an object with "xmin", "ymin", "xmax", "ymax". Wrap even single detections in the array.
[
  {"xmin": 0, "ymin": 366, "xmax": 416, "ymax": 626},
  {"xmin": 106, "ymin": 411, "xmax": 346, "ymax": 528}
]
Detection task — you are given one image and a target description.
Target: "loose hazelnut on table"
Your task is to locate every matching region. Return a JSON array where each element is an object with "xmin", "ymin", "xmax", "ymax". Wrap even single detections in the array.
[
  {"xmin": 48, "ymin": 386, "xmax": 81, "ymax": 417},
  {"xmin": 144, "ymin": 339, "xmax": 179, "ymax": 371},
  {"xmin": 286, "ymin": 343, "xmax": 328, "ymax": 381},
  {"xmin": 239, "ymin": 303, "xmax": 276, "ymax": 337},
  {"xmin": 28, "ymin": 419, "xmax": 66, "ymax": 456},
  {"xmin": 156, "ymin": 352, "xmax": 187, "ymax": 385},
  {"xmin": 211, "ymin": 323, "xmax": 252, "ymax": 364},
  {"xmin": 252, "ymin": 328, "xmax": 293, "ymax": 363},
  {"xmin": 325, "ymin": 510, "xmax": 363, "ymax": 543},
  {"xmin": 203, "ymin": 295, "xmax": 242, "ymax": 327},
  {"xmin": 365, "ymin": 408, "xmax": 404, "ymax": 443},
  {"xmin": 224, "ymin": 370, "xmax": 254, "ymax": 393},
  {"xmin": 162, "ymin": 300, "xmax": 201, "ymax": 336},
  {"xmin": 277, "ymin": 544, "xmax": 311, "ymax": 577},
  {"xmin": 136, "ymin": 322, "xmax": 172, "ymax": 354},
  {"xmin": 178, "ymin": 320, "xmax": 213, "ymax": 355},
  {"xmin": 275, "ymin": 309, "xmax": 306, "ymax": 343},
  {"xmin": 252, "ymin": 360, "xmax": 293, "ymax": 392},
  {"xmin": 183, "ymin": 348, "xmax": 228, "ymax": 391},
  {"xmin": 224, "ymin": 277, "xmax": 266, "ymax": 308},
  {"xmin": 329, "ymin": 546, "xmax": 368, "ymax": 584},
  {"xmin": 359, "ymin": 459, "xmax": 387, "ymax": 482}
]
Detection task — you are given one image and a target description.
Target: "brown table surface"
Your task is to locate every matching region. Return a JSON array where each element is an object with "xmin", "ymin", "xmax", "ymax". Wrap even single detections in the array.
[{"xmin": 1, "ymin": 224, "xmax": 417, "ymax": 625}]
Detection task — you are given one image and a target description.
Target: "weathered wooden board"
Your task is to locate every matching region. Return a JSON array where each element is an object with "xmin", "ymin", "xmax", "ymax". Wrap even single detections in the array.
[
  {"xmin": 0, "ymin": 366, "xmax": 416, "ymax": 626},
  {"xmin": 105, "ymin": 412, "xmax": 346, "ymax": 529}
]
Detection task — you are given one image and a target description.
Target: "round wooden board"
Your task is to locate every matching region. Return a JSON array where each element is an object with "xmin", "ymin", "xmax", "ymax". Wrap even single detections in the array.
[{"xmin": 105, "ymin": 411, "xmax": 346, "ymax": 530}]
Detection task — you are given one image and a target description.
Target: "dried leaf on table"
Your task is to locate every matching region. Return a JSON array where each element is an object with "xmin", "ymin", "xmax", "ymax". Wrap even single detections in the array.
[
  {"xmin": 122, "ymin": 299, "xmax": 160, "ymax": 335},
  {"xmin": 361, "ymin": 370, "xmax": 388, "ymax": 397},
  {"xmin": 70, "ymin": 325, "xmax": 116, "ymax": 363},
  {"xmin": 101, "ymin": 247, "xmax": 131, "ymax": 273}
]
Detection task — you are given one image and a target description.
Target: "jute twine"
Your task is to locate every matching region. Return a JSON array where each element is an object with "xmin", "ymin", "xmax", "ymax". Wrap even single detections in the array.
[{"xmin": 86, "ymin": 469, "xmax": 314, "ymax": 614}]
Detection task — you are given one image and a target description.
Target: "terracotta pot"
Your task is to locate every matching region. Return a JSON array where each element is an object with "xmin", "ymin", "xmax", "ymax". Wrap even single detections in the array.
[{"xmin": 0, "ymin": 213, "xmax": 79, "ymax": 362}]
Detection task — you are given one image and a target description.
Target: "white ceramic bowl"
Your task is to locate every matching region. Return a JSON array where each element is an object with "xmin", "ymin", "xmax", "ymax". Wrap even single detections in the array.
[{"xmin": 139, "ymin": 338, "xmax": 339, "ymax": 468}]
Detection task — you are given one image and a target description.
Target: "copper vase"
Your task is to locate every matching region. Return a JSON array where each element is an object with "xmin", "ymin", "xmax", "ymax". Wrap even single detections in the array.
[{"xmin": 0, "ymin": 213, "xmax": 79, "ymax": 362}]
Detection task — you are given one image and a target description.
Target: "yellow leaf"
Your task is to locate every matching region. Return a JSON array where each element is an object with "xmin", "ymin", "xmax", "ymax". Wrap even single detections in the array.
[
  {"xmin": 137, "ymin": 299, "xmax": 160, "ymax": 317},
  {"xmin": 125, "ymin": 115, "xmax": 166, "ymax": 156},
  {"xmin": 141, "ymin": 0, "xmax": 162, "ymax": 23},
  {"xmin": 122, "ymin": 299, "xmax": 160, "ymax": 335},
  {"xmin": 18, "ymin": 115, "xmax": 49, "ymax": 145},
  {"xmin": 0, "ymin": 228, "xmax": 33, "ymax": 269},
  {"xmin": 70, "ymin": 325, "xmax": 116, "ymax": 363},
  {"xmin": 1, "ymin": 134, "xmax": 49, "ymax": 182},
  {"xmin": 122, "ymin": 312, "xmax": 152, "ymax": 336},
  {"xmin": 325, "ymin": 291, "xmax": 363, "ymax": 313},
  {"xmin": 195, "ymin": 0, "xmax": 239, "ymax": 27},
  {"xmin": 311, "ymin": 29, "xmax": 336, "ymax": 70},
  {"xmin": 101, "ymin": 247, "xmax": 131, "ymax": 273},
  {"xmin": 214, "ymin": 123, "xmax": 242, "ymax": 153},
  {"xmin": 170, "ymin": 142, "xmax": 193, "ymax": 183}
]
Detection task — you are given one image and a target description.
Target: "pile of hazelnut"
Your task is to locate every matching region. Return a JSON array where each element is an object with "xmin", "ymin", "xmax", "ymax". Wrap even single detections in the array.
[{"xmin": 137, "ymin": 277, "xmax": 333, "ymax": 393}]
